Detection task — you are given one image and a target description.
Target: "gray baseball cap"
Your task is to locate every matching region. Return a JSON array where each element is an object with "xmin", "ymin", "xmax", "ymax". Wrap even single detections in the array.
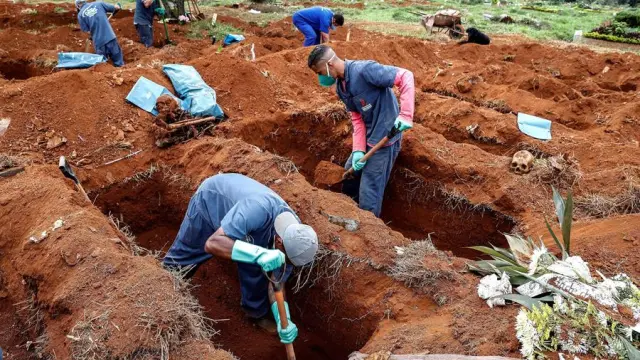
[{"xmin": 274, "ymin": 212, "xmax": 318, "ymax": 266}]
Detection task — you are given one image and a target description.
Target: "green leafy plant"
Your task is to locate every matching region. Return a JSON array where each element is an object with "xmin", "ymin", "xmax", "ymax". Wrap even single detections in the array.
[
  {"xmin": 584, "ymin": 32, "xmax": 640, "ymax": 44},
  {"xmin": 615, "ymin": 9, "xmax": 640, "ymax": 27},
  {"xmin": 522, "ymin": 5, "xmax": 560, "ymax": 13},
  {"xmin": 470, "ymin": 186, "xmax": 640, "ymax": 359},
  {"xmin": 468, "ymin": 186, "xmax": 572, "ymax": 282}
]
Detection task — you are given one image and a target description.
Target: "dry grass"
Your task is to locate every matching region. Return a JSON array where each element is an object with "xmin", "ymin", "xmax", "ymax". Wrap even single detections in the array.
[
  {"xmin": 135, "ymin": 268, "xmax": 219, "ymax": 360},
  {"xmin": 67, "ymin": 310, "xmax": 112, "ymax": 360},
  {"xmin": 272, "ymin": 154, "xmax": 298, "ymax": 176},
  {"xmin": 290, "ymin": 244, "xmax": 367, "ymax": 298},
  {"xmin": 123, "ymin": 163, "xmax": 193, "ymax": 190},
  {"xmin": 530, "ymin": 154, "xmax": 582, "ymax": 189},
  {"xmin": 575, "ymin": 182, "xmax": 640, "ymax": 218},
  {"xmin": 387, "ymin": 237, "xmax": 454, "ymax": 293},
  {"xmin": 108, "ymin": 213, "xmax": 162, "ymax": 258},
  {"xmin": 0, "ymin": 153, "xmax": 22, "ymax": 170}
]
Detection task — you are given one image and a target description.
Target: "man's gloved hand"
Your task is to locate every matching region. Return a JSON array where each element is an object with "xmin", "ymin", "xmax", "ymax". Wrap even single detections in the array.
[
  {"xmin": 271, "ymin": 302, "xmax": 298, "ymax": 344},
  {"xmin": 394, "ymin": 118, "xmax": 413, "ymax": 132},
  {"xmin": 154, "ymin": 7, "xmax": 165, "ymax": 16},
  {"xmin": 351, "ymin": 151, "xmax": 366, "ymax": 171},
  {"xmin": 231, "ymin": 241, "xmax": 285, "ymax": 272}
]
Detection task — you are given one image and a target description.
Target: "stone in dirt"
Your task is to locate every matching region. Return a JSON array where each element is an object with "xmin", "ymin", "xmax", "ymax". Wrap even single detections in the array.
[{"xmin": 46, "ymin": 134, "xmax": 67, "ymax": 149}]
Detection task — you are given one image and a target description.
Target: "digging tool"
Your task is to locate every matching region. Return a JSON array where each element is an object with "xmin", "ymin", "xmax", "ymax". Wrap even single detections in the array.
[
  {"xmin": 59, "ymin": 156, "xmax": 90, "ymax": 202},
  {"xmin": 161, "ymin": 11, "xmax": 173, "ymax": 45},
  {"xmin": 273, "ymin": 281, "xmax": 296, "ymax": 360},
  {"xmin": 342, "ymin": 125, "xmax": 401, "ymax": 180}
]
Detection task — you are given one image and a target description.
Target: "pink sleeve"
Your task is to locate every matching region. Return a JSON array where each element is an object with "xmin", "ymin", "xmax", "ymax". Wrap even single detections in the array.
[
  {"xmin": 350, "ymin": 111, "xmax": 366, "ymax": 152},
  {"xmin": 394, "ymin": 68, "xmax": 415, "ymax": 125}
]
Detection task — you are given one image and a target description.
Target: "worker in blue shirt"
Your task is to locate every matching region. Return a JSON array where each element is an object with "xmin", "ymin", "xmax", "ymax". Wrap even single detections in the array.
[
  {"xmin": 133, "ymin": 0, "xmax": 164, "ymax": 48},
  {"xmin": 307, "ymin": 45, "xmax": 415, "ymax": 217},
  {"xmin": 76, "ymin": 0, "xmax": 124, "ymax": 67},
  {"xmin": 292, "ymin": 6, "xmax": 344, "ymax": 47},
  {"xmin": 163, "ymin": 173, "xmax": 318, "ymax": 344}
]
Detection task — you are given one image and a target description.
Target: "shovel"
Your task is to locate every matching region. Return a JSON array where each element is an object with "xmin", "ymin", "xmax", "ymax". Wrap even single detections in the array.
[
  {"xmin": 59, "ymin": 156, "xmax": 90, "ymax": 202},
  {"xmin": 273, "ymin": 281, "xmax": 296, "ymax": 360},
  {"xmin": 161, "ymin": 11, "xmax": 173, "ymax": 45}
]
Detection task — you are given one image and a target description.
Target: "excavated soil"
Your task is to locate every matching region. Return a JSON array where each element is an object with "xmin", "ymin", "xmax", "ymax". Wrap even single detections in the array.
[{"xmin": 1, "ymin": 2, "xmax": 640, "ymax": 359}]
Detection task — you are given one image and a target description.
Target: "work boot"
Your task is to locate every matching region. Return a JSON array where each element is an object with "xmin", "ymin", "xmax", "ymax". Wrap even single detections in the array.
[{"xmin": 249, "ymin": 315, "xmax": 277, "ymax": 334}]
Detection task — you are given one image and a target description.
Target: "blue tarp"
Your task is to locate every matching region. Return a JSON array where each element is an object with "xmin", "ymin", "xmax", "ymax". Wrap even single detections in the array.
[
  {"xmin": 56, "ymin": 52, "xmax": 107, "ymax": 69},
  {"xmin": 162, "ymin": 64, "xmax": 224, "ymax": 118},
  {"xmin": 223, "ymin": 34, "xmax": 245, "ymax": 46},
  {"xmin": 517, "ymin": 113, "xmax": 552, "ymax": 140},
  {"xmin": 125, "ymin": 76, "xmax": 181, "ymax": 116}
]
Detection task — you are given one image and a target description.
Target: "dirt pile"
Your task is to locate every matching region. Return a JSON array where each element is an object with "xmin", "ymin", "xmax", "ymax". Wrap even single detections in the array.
[{"xmin": 0, "ymin": 166, "xmax": 233, "ymax": 360}]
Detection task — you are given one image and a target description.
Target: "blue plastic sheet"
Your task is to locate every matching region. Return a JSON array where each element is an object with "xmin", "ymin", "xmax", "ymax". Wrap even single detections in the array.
[
  {"xmin": 125, "ymin": 76, "xmax": 180, "ymax": 116},
  {"xmin": 56, "ymin": 52, "xmax": 107, "ymax": 69},
  {"xmin": 162, "ymin": 64, "xmax": 224, "ymax": 118},
  {"xmin": 223, "ymin": 34, "xmax": 245, "ymax": 46},
  {"xmin": 517, "ymin": 113, "xmax": 552, "ymax": 140}
]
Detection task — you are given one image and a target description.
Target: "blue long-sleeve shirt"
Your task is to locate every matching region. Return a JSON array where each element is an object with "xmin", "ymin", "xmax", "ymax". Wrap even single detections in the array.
[{"xmin": 78, "ymin": 2, "xmax": 117, "ymax": 48}]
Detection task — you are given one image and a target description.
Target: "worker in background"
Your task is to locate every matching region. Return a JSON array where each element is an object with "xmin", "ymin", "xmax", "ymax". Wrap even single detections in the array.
[
  {"xmin": 134, "ymin": 0, "xmax": 164, "ymax": 48},
  {"xmin": 292, "ymin": 6, "xmax": 344, "ymax": 47},
  {"xmin": 307, "ymin": 45, "xmax": 415, "ymax": 218},
  {"xmin": 76, "ymin": 0, "xmax": 124, "ymax": 67},
  {"xmin": 458, "ymin": 27, "xmax": 491, "ymax": 45},
  {"xmin": 163, "ymin": 173, "xmax": 318, "ymax": 344}
]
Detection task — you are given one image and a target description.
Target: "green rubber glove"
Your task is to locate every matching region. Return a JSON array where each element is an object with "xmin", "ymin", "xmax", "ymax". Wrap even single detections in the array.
[
  {"xmin": 115, "ymin": 2, "xmax": 121, "ymax": 10},
  {"xmin": 271, "ymin": 301, "xmax": 298, "ymax": 344},
  {"xmin": 351, "ymin": 151, "xmax": 366, "ymax": 171},
  {"xmin": 154, "ymin": 7, "xmax": 165, "ymax": 16},
  {"xmin": 231, "ymin": 241, "xmax": 285, "ymax": 272},
  {"xmin": 394, "ymin": 118, "xmax": 413, "ymax": 132}
]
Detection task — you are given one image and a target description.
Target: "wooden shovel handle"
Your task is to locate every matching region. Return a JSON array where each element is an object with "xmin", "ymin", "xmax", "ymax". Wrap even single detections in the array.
[
  {"xmin": 342, "ymin": 136, "xmax": 390, "ymax": 179},
  {"xmin": 274, "ymin": 290, "xmax": 296, "ymax": 360}
]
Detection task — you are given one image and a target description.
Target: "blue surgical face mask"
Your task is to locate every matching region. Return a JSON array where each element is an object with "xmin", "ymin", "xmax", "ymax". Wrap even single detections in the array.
[{"xmin": 318, "ymin": 55, "xmax": 336, "ymax": 87}]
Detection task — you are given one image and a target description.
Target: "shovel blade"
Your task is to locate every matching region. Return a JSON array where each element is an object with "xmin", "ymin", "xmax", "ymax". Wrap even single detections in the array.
[
  {"xmin": 58, "ymin": 156, "xmax": 79, "ymax": 184},
  {"xmin": 314, "ymin": 161, "xmax": 345, "ymax": 187}
]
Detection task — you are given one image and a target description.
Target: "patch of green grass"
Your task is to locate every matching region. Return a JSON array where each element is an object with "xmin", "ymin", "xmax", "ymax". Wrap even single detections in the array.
[
  {"xmin": 187, "ymin": 20, "xmax": 242, "ymax": 40},
  {"xmin": 54, "ymin": 6, "xmax": 67, "ymax": 13}
]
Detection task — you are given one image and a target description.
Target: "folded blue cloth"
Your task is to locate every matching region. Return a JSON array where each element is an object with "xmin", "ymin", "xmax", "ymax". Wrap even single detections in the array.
[{"xmin": 517, "ymin": 113, "xmax": 552, "ymax": 140}]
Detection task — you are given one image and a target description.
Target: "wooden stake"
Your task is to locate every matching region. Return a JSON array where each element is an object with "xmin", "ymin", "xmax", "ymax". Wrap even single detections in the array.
[{"xmin": 165, "ymin": 116, "xmax": 217, "ymax": 130}]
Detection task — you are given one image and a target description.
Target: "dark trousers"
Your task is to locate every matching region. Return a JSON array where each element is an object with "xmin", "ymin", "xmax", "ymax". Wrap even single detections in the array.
[
  {"xmin": 95, "ymin": 38, "xmax": 124, "ymax": 67},
  {"xmin": 135, "ymin": 24, "xmax": 154, "ymax": 48},
  {"xmin": 342, "ymin": 140, "xmax": 402, "ymax": 217}
]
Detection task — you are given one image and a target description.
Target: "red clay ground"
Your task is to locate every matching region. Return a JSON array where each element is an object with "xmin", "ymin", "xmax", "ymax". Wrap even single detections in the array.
[{"xmin": 1, "ymin": 2, "xmax": 639, "ymax": 359}]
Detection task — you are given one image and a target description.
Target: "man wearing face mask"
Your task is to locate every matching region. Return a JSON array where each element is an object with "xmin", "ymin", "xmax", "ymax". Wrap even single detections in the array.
[
  {"xmin": 307, "ymin": 45, "xmax": 415, "ymax": 217},
  {"xmin": 163, "ymin": 173, "xmax": 319, "ymax": 344}
]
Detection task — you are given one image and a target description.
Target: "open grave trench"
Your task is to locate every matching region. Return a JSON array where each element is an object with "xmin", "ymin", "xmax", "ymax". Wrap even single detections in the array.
[
  {"xmin": 92, "ymin": 170, "xmax": 368, "ymax": 360},
  {"xmin": 87, "ymin": 104, "xmax": 519, "ymax": 359},
  {"xmin": 223, "ymin": 108, "xmax": 517, "ymax": 257}
]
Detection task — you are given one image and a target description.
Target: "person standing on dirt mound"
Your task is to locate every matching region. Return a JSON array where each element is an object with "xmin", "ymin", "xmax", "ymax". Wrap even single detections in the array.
[
  {"xmin": 162, "ymin": 173, "xmax": 318, "ymax": 344},
  {"xmin": 307, "ymin": 45, "xmax": 415, "ymax": 217},
  {"xmin": 76, "ymin": 0, "xmax": 124, "ymax": 67},
  {"xmin": 134, "ymin": 0, "xmax": 164, "ymax": 48},
  {"xmin": 292, "ymin": 6, "xmax": 344, "ymax": 47}
]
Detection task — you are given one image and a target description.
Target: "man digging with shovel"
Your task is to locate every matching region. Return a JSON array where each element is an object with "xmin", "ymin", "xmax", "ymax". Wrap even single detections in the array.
[
  {"xmin": 76, "ymin": 0, "xmax": 124, "ymax": 67},
  {"xmin": 308, "ymin": 44, "xmax": 415, "ymax": 217},
  {"xmin": 133, "ymin": 0, "xmax": 165, "ymax": 48},
  {"xmin": 162, "ymin": 173, "xmax": 318, "ymax": 346}
]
